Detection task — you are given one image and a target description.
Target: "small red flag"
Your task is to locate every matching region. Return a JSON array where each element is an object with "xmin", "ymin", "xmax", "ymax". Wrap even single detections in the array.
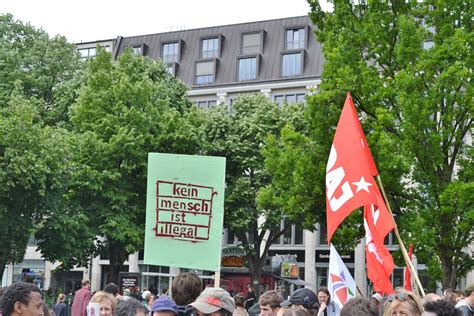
[
  {"xmin": 364, "ymin": 205, "xmax": 395, "ymax": 295},
  {"xmin": 326, "ymin": 93, "xmax": 379, "ymax": 242},
  {"xmin": 405, "ymin": 244, "xmax": 413, "ymax": 291}
]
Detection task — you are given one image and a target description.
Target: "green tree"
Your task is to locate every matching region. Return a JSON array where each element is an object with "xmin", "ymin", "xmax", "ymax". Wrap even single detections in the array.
[
  {"xmin": 0, "ymin": 14, "xmax": 81, "ymax": 125},
  {"xmin": 288, "ymin": 0, "xmax": 473, "ymax": 288},
  {"xmin": 41, "ymin": 48, "xmax": 203, "ymax": 283},
  {"xmin": 0, "ymin": 84, "xmax": 75, "ymax": 281},
  {"xmin": 202, "ymin": 94, "xmax": 309, "ymax": 294}
]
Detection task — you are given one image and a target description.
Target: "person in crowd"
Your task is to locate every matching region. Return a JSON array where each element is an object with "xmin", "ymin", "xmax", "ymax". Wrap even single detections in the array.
[
  {"xmin": 151, "ymin": 295, "xmax": 178, "ymax": 316},
  {"xmin": 131, "ymin": 287, "xmax": 143, "ymax": 302},
  {"xmin": 280, "ymin": 288, "xmax": 319, "ymax": 312},
  {"xmin": 422, "ymin": 300, "xmax": 455, "ymax": 316},
  {"xmin": 41, "ymin": 303, "xmax": 51, "ymax": 316},
  {"xmin": 116, "ymin": 298, "xmax": 149, "ymax": 316},
  {"xmin": 123, "ymin": 289, "xmax": 132, "ymax": 301},
  {"xmin": 316, "ymin": 287, "xmax": 339, "ymax": 316},
  {"xmin": 172, "ymin": 272, "xmax": 202, "ymax": 316},
  {"xmin": 89, "ymin": 291, "xmax": 116, "ymax": 316},
  {"xmin": 454, "ymin": 284, "xmax": 473, "ymax": 316},
  {"xmin": 259, "ymin": 290, "xmax": 283, "ymax": 316},
  {"xmin": 142, "ymin": 289, "xmax": 152, "ymax": 301},
  {"xmin": 340, "ymin": 297, "xmax": 378, "ymax": 316},
  {"xmin": 384, "ymin": 289, "xmax": 424, "ymax": 316},
  {"xmin": 188, "ymin": 287, "xmax": 235, "ymax": 316},
  {"xmin": 1, "ymin": 282, "xmax": 43, "ymax": 316},
  {"xmin": 71, "ymin": 279, "xmax": 91, "ymax": 316},
  {"xmin": 282, "ymin": 307, "xmax": 314, "ymax": 316},
  {"xmin": 161, "ymin": 289, "xmax": 169, "ymax": 297},
  {"xmin": 103, "ymin": 283, "xmax": 122, "ymax": 301},
  {"xmin": 53, "ymin": 293, "xmax": 68, "ymax": 316},
  {"xmin": 245, "ymin": 286, "xmax": 257, "ymax": 310},
  {"xmin": 423, "ymin": 293, "xmax": 442, "ymax": 305},
  {"xmin": 0, "ymin": 287, "xmax": 6, "ymax": 316},
  {"xmin": 442, "ymin": 289, "xmax": 463, "ymax": 306},
  {"xmin": 233, "ymin": 293, "xmax": 248, "ymax": 316},
  {"xmin": 147, "ymin": 294, "xmax": 157, "ymax": 311}
]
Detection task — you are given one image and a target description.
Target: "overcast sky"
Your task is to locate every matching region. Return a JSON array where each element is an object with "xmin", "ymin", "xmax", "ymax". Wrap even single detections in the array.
[{"xmin": 0, "ymin": 0, "xmax": 330, "ymax": 43}]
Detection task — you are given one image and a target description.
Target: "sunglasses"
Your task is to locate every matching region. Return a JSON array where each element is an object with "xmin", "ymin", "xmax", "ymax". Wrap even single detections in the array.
[
  {"xmin": 387, "ymin": 292, "xmax": 423, "ymax": 312},
  {"xmin": 387, "ymin": 292, "xmax": 411, "ymax": 302}
]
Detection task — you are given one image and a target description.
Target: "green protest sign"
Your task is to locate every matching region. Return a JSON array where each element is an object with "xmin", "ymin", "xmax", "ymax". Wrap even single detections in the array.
[{"xmin": 144, "ymin": 153, "xmax": 226, "ymax": 271}]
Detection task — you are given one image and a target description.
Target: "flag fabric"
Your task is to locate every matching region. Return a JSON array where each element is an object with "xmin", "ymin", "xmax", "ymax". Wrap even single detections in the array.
[
  {"xmin": 404, "ymin": 244, "xmax": 413, "ymax": 291},
  {"xmin": 328, "ymin": 244, "xmax": 357, "ymax": 310},
  {"xmin": 368, "ymin": 190, "xmax": 395, "ymax": 239},
  {"xmin": 326, "ymin": 93, "xmax": 380, "ymax": 242},
  {"xmin": 364, "ymin": 206, "xmax": 395, "ymax": 295}
]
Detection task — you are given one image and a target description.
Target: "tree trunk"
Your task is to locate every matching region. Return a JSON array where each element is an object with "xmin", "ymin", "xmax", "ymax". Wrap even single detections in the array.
[
  {"xmin": 248, "ymin": 256, "xmax": 264, "ymax": 301},
  {"xmin": 440, "ymin": 254, "xmax": 458, "ymax": 289},
  {"xmin": 107, "ymin": 241, "xmax": 128, "ymax": 285},
  {"xmin": 0, "ymin": 259, "xmax": 5, "ymax": 282}
]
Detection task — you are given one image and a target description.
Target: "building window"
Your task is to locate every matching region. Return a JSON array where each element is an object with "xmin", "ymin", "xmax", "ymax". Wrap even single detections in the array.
[
  {"xmin": 162, "ymin": 42, "xmax": 179, "ymax": 63},
  {"xmin": 286, "ymin": 28, "xmax": 305, "ymax": 50},
  {"xmin": 273, "ymin": 220, "xmax": 305, "ymax": 245},
  {"xmin": 282, "ymin": 52, "xmax": 302, "ymax": 77},
  {"xmin": 274, "ymin": 93, "xmax": 306, "ymax": 106},
  {"xmin": 195, "ymin": 61, "xmax": 215, "ymax": 84},
  {"xmin": 78, "ymin": 47, "xmax": 96, "ymax": 60},
  {"xmin": 196, "ymin": 100, "xmax": 217, "ymax": 110},
  {"xmin": 238, "ymin": 57, "xmax": 257, "ymax": 81},
  {"xmin": 242, "ymin": 33, "xmax": 261, "ymax": 54},
  {"xmin": 132, "ymin": 46, "xmax": 143, "ymax": 56},
  {"xmin": 202, "ymin": 37, "xmax": 219, "ymax": 58}
]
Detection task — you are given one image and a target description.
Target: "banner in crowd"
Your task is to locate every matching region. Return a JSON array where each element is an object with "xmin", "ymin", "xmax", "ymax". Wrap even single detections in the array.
[
  {"xmin": 328, "ymin": 244, "xmax": 356, "ymax": 310},
  {"xmin": 144, "ymin": 153, "xmax": 226, "ymax": 271}
]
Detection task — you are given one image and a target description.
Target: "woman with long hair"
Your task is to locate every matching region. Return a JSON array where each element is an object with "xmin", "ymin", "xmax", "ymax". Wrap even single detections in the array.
[{"xmin": 53, "ymin": 293, "xmax": 68, "ymax": 316}]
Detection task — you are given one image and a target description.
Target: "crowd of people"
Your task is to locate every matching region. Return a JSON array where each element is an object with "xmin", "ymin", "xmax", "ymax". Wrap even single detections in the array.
[{"xmin": 0, "ymin": 272, "xmax": 472, "ymax": 316}]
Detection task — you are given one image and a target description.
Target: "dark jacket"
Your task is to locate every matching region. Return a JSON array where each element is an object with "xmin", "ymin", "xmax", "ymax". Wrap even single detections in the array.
[{"xmin": 53, "ymin": 302, "xmax": 68, "ymax": 316}]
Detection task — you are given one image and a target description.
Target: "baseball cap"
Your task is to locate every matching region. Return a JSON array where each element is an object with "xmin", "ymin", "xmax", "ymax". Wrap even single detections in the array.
[
  {"xmin": 465, "ymin": 283, "xmax": 474, "ymax": 292},
  {"xmin": 188, "ymin": 287, "xmax": 235, "ymax": 314},
  {"xmin": 151, "ymin": 295, "xmax": 178, "ymax": 315},
  {"xmin": 280, "ymin": 288, "xmax": 319, "ymax": 310}
]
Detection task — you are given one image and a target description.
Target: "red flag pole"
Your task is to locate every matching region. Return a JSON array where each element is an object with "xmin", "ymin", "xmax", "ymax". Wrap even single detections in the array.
[{"xmin": 376, "ymin": 176, "xmax": 425, "ymax": 297}]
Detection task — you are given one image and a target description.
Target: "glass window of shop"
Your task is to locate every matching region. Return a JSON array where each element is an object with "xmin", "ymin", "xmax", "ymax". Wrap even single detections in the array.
[
  {"xmin": 140, "ymin": 265, "xmax": 170, "ymax": 295},
  {"xmin": 13, "ymin": 259, "xmax": 45, "ymax": 289}
]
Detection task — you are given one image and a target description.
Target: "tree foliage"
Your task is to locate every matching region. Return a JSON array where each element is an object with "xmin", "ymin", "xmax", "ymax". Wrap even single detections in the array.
[
  {"xmin": 291, "ymin": 0, "xmax": 473, "ymax": 288},
  {"xmin": 0, "ymin": 14, "xmax": 81, "ymax": 125},
  {"xmin": 202, "ymin": 94, "xmax": 307, "ymax": 292},
  {"xmin": 35, "ymin": 48, "xmax": 204, "ymax": 283}
]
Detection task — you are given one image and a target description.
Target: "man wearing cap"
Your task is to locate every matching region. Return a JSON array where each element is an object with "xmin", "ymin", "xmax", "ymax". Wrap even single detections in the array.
[
  {"xmin": 280, "ymin": 289, "xmax": 320, "ymax": 312},
  {"xmin": 188, "ymin": 287, "xmax": 235, "ymax": 316},
  {"xmin": 455, "ymin": 283, "xmax": 474, "ymax": 316},
  {"xmin": 151, "ymin": 295, "xmax": 178, "ymax": 316}
]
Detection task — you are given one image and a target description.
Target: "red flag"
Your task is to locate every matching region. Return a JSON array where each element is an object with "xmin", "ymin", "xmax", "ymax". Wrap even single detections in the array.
[
  {"xmin": 364, "ymin": 205, "xmax": 395, "ymax": 295},
  {"xmin": 404, "ymin": 244, "xmax": 413, "ymax": 291},
  {"xmin": 326, "ymin": 93, "xmax": 379, "ymax": 242},
  {"xmin": 365, "ymin": 190, "xmax": 395, "ymax": 240}
]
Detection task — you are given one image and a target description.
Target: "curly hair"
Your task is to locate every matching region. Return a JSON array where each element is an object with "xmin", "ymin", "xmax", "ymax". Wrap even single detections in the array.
[
  {"xmin": 424, "ymin": 300, "xmax": 455, "ymax": 316},
  {"xmin": 1, "ymin": 282, "xmax": 41, "ymax": 316},
  {"xmin": 259, "ymin": 290, "xmax": 283, "ymax": 309}
]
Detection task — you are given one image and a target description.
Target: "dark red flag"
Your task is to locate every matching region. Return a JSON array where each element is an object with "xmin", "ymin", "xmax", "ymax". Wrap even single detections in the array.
[
  {"xmin": 404, "ymin": 244, "xmax": 413, "ymax": 291},
  {"xmin": 326, "ymin": 93, "xmax": 380, "ymax": 242},
  {"xmin": 364, "ymin": 205, "xmax": 395, "ymax": 295}
]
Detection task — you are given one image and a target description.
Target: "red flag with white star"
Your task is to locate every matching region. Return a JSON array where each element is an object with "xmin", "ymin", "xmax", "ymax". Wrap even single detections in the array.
[{"xmin": 326, "ymin": 93, "xmax": 380, "ymax": 242}]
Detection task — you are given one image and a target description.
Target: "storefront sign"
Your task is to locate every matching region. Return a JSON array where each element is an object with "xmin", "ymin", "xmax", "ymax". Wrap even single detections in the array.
[
  {"xmin": 316, "ymin": 250, "xmax": 354, "ymax": 263},
  {"xmin": 222, "ymin": 256, "xmax": 245, "ymax": 267},
  {"xmin": 144, "ymin": 153, "xmax": 226, "ymax": 272},
  {"xmin": 119, "ymin": 272, "xmax": 141, "ymax": 294}
]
